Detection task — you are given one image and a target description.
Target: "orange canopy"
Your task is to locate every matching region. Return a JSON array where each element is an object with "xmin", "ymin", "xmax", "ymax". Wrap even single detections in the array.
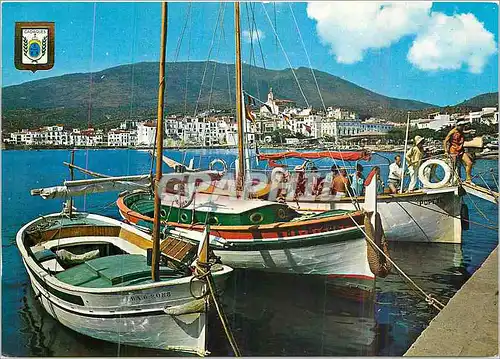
[{"xmin": 258, "ymin": 151, "xmax": 371, "ymax": 167}]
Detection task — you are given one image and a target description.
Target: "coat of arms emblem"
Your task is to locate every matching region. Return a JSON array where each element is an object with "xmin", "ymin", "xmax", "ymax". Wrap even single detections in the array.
[{"xmin": 15, "ymin": 22, "xmax": 55, "ymax": 72}]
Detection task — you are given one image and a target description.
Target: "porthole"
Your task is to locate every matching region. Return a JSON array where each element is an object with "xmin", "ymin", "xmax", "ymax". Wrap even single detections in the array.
[
  {"xmin": 208, "ymin": 216, "xmax": 219, "ymax": 225},
  {"xmin": 249, "ymin": 212, "xmax": 264, "ymax": 224},
  {"xmin": 276, "ymin": 208, "xmax": 287, "ymax": 220},
  {"xmin": 180, "ymin": 212, "xmax": 189, "ymax": 223},
  {"xmin": 160, "ymin": 209, "xmax": 167, "ymax": 218}
]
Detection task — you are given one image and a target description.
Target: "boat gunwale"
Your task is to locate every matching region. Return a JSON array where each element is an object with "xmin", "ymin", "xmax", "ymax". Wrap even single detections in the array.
[
  {"xmin": 117, "ymin": 194, "xmax": 364, "ymax": 232},
  {"xmin": 16, "ymin": 212, "xmax": 232, "ymax": 295}
]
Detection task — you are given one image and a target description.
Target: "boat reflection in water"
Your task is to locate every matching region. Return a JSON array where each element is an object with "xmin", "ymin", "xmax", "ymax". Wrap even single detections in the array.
[
  {"xmin": 373, "ymin": 242, "xmax": 466, "ymax": 355},
  {"xmin": 210, "ymin": 241, "xmax": 465, "ymax": 356},
  {"xmin": 209, "ymin": 269, "xmax": 378, "ymax": 356}
]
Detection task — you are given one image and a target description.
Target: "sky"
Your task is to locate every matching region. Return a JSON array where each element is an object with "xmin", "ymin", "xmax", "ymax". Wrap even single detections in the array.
[{"xmin": 1, "ymin": 1, "xmax": 498, "ymax": 107}]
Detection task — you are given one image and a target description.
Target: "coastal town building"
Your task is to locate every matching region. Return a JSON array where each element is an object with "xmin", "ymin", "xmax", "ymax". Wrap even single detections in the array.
[
  {"xmin": 136, "ymin": 121, "xmax": 156, "ymax": 147},
  {"xmin": 4, "ymin": 92, "xmax": 496, "ymax": 148},
  {"xmin": 70, "ymin": 128, "xmax": 106, "ymax": 147},
  {"xmin": 107, "ymin": 129, "xmax": 137, "ymax": 147},
  {"xmin": 411, "ymin": 107, "xmax": 498, "ymax": 130}
]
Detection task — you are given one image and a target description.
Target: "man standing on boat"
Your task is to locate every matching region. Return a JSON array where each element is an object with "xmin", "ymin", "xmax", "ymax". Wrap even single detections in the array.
[
  {"xmin": 388, "ymin": 155, "xmax": 403, "ymax": 193},
  {"xmin": 325, "ymin": 165, "xmax": 339, "ymax": 195},
  {"xmin": 350, "ymin": 163, "xmax": 365, "ymax": 196},
  {"xmin": 332, "ymin": 168, "xmax": 350, "ymax": 198},
  {"xmin": 405, "ymin": 135, "xmax": 425, "ymax": 192},
  {"xmin": 443, "ymin": 120, "xmax": 473, "ymax": 183}
]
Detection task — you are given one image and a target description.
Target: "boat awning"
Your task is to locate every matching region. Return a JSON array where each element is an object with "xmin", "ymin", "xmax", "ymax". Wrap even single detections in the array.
[{"xmin": 257, "ymin": 150, "xmax": 371, "ymax": 167}]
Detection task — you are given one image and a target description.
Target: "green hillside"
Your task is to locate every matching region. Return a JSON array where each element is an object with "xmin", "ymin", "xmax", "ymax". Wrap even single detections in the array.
[
  {"xmin": 459, "ymin": 92, "xmax": 498, "ymax": 108},
  {"xmin": 2, "ymin": 61, "xmax": 435, "ymax": 131}
]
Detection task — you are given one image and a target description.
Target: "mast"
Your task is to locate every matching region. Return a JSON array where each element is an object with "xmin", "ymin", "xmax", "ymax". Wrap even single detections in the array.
[
  {"xmin": 68, "ymin": 149, "xmax": 75, "ymax": 217},
  {"xmin": 235, "ymin": 2, "xmax": 246, "ymax": 193},
  {"xmin": 399, "ymin": 111, "xmax": 411, "ymax": 194},
  {"xmin": 151, "ymin": 1, "xmax": 168, "ymax": 281}
]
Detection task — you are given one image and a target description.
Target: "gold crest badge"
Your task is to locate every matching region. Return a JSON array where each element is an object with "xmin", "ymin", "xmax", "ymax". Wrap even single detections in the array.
[{"xmin": 15, "ymin": 22, "xmax": 55, "ymax": 72}]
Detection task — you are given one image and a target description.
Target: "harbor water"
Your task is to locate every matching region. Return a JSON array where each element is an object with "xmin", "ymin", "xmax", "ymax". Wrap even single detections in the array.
[{"xmin": 2, "ymin": 149, "xmax": 498, "ymax": 356}]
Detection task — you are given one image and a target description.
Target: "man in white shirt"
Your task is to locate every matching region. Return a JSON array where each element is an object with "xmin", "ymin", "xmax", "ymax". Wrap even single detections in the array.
[{"xmin": 388, "ymin": 155, "xmax": 403, "ymax": 193}]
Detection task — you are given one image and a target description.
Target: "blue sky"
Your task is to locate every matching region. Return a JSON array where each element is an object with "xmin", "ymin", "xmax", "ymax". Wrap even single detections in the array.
[{"xmin": 2, "ymin": 2, "xmax": 498, "ymax": 106}]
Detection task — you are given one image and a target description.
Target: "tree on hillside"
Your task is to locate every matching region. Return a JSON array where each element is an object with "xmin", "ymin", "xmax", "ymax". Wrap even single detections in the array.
[{"xmin": 269, "ymin": 128, "xmax": 293, "ymax": 144}]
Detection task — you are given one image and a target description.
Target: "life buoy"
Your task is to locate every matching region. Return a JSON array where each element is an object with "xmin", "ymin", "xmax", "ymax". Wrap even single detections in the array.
[
  {"xmin": 209, "ymin": 158, "xmax": 227, "ymax": 174},
  {"xmin": 271, "ymin": 167, "xmax": 287, "ymax": 183},
  {"xmin": 418, "ymin": 159, "xmax": 452, "ymax": 189}
]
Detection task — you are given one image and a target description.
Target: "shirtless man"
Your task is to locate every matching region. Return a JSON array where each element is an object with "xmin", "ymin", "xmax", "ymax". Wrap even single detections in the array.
[{"xmin": 443, "ymin": 120, "xmax": 473, "ymax": 182}]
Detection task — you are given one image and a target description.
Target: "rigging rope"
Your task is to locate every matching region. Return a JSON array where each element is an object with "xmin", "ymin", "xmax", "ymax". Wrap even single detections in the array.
[
  {"xmin": 207, "ymin": 3, "xmax": 226, "ymax": 110},
  {"xmin": 247, "ymin": 2, "xmax": 267, "ymax": 100},
  {"xmin": 250, "ymin": 2, "xmax": 267, "ymax": 70},
  {"xmin": 288, "ymin": 3, "xmax": 327, "ymax": 113},
  {"xmin": 84, "ymin": 2, "xmax": 98, "ymax": 212},
  {"xmin": 173, "ymin": 3, "xmax": 192, "ymax": 62},
  {"xmin": 183, "ymin": 5, "xmax": 193, "ymax": 115},
  {"xmin": 194, "ymin": 3, "xmax": 224, "ymax": 116},
  {"xmin": 346, "ymin": 213, "xmax": 446, "ymax": 311},
  {"xmin": 448, "ymin": 156, "xmax": 494, "ymax": 224},
  {"xmin": 261, "ymin": 3, "xmax": 310, "ymax": 108}
]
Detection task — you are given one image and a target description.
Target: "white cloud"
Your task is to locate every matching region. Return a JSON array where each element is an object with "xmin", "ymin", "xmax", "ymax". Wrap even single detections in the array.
[
  {"xmin": 306, "ymin": 2, "xmax": 432, "ymax": 64},
  {"xmin": 242, "ymin": 29, "xmax": 265, "ymax": 43},
  {"xmin": 408, "ymin": 12, "xmax": 497, "ymax": 73},
  {"xmin": 306, "ymin": 2, "xmax": 497, "ymax": 73}
]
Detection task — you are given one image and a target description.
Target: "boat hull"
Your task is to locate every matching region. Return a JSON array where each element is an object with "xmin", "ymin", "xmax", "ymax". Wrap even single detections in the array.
[
  {"xmin": 167, "ymin": 225, "xmax": 375, "ymax": 291},
  {"xmin": 117, "ymin": 193, "xmax": 377, "ymax": 288},
  {"xmin": 291, "ymin": 188, "xmax": 463, "ymax": 244},
  {"xmin": 213, "ymin": 236, "xmax": 375, "ymax": 290},
  {"xmin": 27, "ymin": 267, "xmax": 207, "ymax": 354},
  {"xmin": 17, "ymin": 213, "xmax": 233, "ymax": 355}
]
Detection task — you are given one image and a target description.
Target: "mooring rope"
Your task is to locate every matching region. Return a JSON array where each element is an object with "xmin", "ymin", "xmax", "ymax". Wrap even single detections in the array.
[
  {"xmin": 192, "ymin": 261, "xmax": 241, "ymax": 356},
  {"xmin": 347, "ymin": 212, "xmax": 446, "ymax": 311},
  {"xmin": 395, "ymin": 202, "xmax": 431, "ymax": 242},
  {"xmin": 490, "ymin": 168, "xmax": 499, "ymax": 192}
]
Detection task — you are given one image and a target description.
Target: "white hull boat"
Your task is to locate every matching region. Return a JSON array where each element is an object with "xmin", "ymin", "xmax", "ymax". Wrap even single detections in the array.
[
  {"xmin": 17, "ymin": 212, "xmax": 233, "ymax": 355},
  {"xmin": 171, "ymin": 226, "xmax": 375, "ymax": 290},
  {"xmin": 290, "ymin": 187, "xmax": 463, "ymax": 244}
]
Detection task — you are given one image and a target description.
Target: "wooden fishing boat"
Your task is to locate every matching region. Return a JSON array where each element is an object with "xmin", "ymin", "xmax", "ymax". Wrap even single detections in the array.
[
  {"xmin": 250, "ymin": 150, "xmax": 466, "ymax": 244},
  {"xmin": 116, "ymin": 2, "xmax": 392, "ymax": 291},
  {"xmin": 288, "ymin": 186, "xmax": 463, "ymax": 244},
  {"xmin": 18, "ymin": 4, "xmax": 236, "ymax": 355},
  {"xmin": 16, "ymin": 212, "xmax": 232, "ymax": 355},
  {"xmin": 117, "ymin": 168, "xmax": 388, "ymax": 291}
]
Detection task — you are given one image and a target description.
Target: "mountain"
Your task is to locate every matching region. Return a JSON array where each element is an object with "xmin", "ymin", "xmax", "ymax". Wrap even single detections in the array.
[
  {"xmin": 3, "ymin": 61, "xmax": 436, "ymax": 131},
  {"xmin": 458, "ymin": 92, "xmax": 498, "ymax": 108}
]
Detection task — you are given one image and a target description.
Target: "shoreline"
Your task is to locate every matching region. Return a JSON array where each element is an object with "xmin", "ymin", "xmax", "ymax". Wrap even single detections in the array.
[{"xmin": 2, "ymin": 145, "xmax": 498, "ymax": 160}]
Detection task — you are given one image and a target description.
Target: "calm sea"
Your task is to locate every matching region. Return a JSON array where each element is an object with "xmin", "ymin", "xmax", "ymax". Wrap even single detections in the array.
[{"xmin": 2, "ymin": 149, "xmax": 498, "ymax": 356}]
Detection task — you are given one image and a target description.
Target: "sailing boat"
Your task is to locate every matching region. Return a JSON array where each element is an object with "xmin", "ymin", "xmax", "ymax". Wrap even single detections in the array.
[
  {"xmin": 115, "ymin": 3, "xmax": 395, "ymax": 293},
  {"xmin": 17, "ymin": 3, "xmax": 233, "ymax": 355},
  {"xmin": 255, "ymin": 150, "xmax": 465, "ymax": 244}
]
